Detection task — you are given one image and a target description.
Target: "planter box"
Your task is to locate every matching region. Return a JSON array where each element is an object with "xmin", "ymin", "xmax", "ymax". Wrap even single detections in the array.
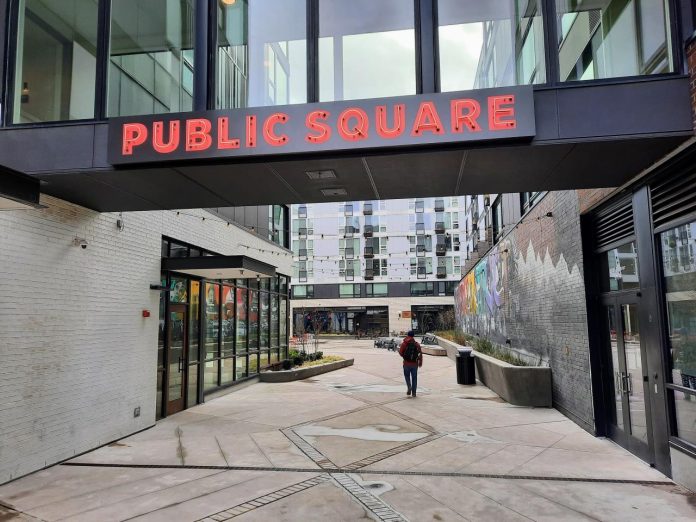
[
  {"xmin": 422, "ymin": 346, "xmax": 447, "ymax": 356},
  {"xmin": 259, "ymin": 358, "xmax": 354, "ymax": 383},
  {"xmin": 435, "ymin": 336, "xmax": 552, "ymax": 407}
]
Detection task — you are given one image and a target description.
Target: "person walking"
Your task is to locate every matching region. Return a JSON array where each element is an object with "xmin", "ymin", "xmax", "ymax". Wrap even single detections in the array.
[{"xmin": 399, "ymin": 330, "xmax": 423, "ymax": 397}]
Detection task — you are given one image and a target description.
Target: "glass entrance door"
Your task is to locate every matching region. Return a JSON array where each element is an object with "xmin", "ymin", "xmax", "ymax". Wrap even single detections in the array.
[
  {"xmin": 167, "ymin": 304, "xmax": 188, "ymax": 415},
  {"xmin": 602, "ymin": 297, "xmax": 651, "ymax": 460}
]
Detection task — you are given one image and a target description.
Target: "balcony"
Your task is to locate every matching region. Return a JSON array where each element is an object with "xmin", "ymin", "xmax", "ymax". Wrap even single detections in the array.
[
  {"xmin": 364, "ymin": 246, "xmax": 375, "ymax": 258},
  {"xmin": 416, "ymin": 223, "xmax": 425, "ymax": 235},
  {"xmin": 344, "ymin": 226, "xmax": 357, "ymax": 237},
  {"xmin": 298, "ymin": 249, "xmax": 307, "ymax": 261},
  {"xmin": 346, "ymin": 270, "xmax": 355, "ymax": 281},
  {"xmin": 298, "ymin": 227, "xmax": 308, "ymax": 238},
  {"xmin": 415, "ymin": 201, "xmax": 425, "ymax": 213},
  {"xmin": 416, "ymin": 244, "xmax": 426, "ymax": 257},
  {"xmin": 344, "ymin": 205, "xmax": 353, "ymax": 216},
  {"xmin": 363, "ymin": 203, "xmax": 373, "ymax": 215},
  {"xmin": 435, "ymin": 200, "xmax": 445, "ymax": 212},
  {"xmin": 363, "ymin": 225, "xmax": 374, "ymax": 237},
  {"xmin": 435, "ymin": 221, "xmax": 445, "ymax": 233},
  {"xmin": 417, "ymin": 268, "xmax": 426, "ymax": 279},
  {"xmin": 345, "ymin": 248, "xmax": 355, "ymax": 259},
  {"xmin": 437, "ymin": 267, "xmax": 447, "ymax": 279},
  {"xmin": 364, "ymin": 269, "xmax": 374, "ymax": 280},
  {"xmin": 436, "ymin": 244, "xmax": 447, "ymax": 256},
  {"xmin": 298, "ymin": 206, "xmax": 307, "ymax": 218},
  {"xmin": 299, "ymin": 271, "xmax": 307, "ymax": 283}
]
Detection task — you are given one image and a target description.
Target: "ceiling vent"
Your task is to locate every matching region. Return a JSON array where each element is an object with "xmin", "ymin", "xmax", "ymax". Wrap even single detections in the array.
[
  {"xmin": 306, "ymin": 170, "xmax": 336, "ymax": 180},
  {"xmin": 321, "ymin": 188, "xmax": 348, "ymax": 197}
]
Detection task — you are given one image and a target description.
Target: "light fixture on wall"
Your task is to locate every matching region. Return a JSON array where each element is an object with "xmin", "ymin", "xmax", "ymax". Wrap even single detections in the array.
[
  {"xmin": 21, "ymin": 82, "xmax": 30, "ymax": 103},
  {"xmin": 73, "ymin": 237, "xmax": 88, "ymax": 249}
]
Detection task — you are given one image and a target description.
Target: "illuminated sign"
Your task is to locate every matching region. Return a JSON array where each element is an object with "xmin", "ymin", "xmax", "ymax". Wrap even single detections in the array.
[{"xmin": 108, "ymin": 86, "xmax": 535, "ymax": 165}]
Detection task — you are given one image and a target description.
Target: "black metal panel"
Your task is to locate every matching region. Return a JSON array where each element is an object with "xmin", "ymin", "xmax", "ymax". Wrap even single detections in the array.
[
  {"xmin": 162, "ymin": 255, "xmax": 275, "ymax": 276},
  {"xmin": 651, "ymin": 166, "xmax": 696, "ymax": 230},
  {"xmin": 312, "ymin": 284, "xmax": 339, "ymax": 299},
  {"xmin": 0, "ymin": 164, "xmax": 40, "ymax": 206},
  {"xmin": 593, "ymin": 196, "xmax": 634, "ymax": 251}
]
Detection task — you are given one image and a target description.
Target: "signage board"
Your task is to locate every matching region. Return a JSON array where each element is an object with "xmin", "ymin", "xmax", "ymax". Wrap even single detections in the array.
[{"xmin": 108, "ymin": 86, "xmax": 535, "ymax": 165}]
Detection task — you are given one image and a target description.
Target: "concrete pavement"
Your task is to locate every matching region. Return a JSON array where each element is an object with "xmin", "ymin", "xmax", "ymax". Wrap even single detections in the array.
[{"xmin": 0, "ymin": 339, "xmax": 694, "ymax": 521}]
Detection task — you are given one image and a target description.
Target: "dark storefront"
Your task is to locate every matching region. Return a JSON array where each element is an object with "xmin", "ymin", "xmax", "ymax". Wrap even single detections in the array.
[
  {"xmin": 584, "ymin": 143, "xmax": 696, "ymax": 478},
  {"xmin": 158, "ymin": 237, "xmax": 290, "ymax": 418}
]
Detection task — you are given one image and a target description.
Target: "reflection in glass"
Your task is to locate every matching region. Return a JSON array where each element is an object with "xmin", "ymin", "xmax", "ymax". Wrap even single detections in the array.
[
  {"xmin": 602, "ymin": 242, "xmax": 640, "ymax": 292},
  {"xmin": 221, "ymin": 358, "xmax": 234, "ymax": 386},
  {"xmin": 662, "ymin": 222, "xmax": 696, "ymax": 404},
  {"xmin": 271, "ymin": 295, "xmax": 279, "ymax": 348},
  {"xmin": 236, "ymin": 287, "xmax": 248, "ymax": 351},
  {"xmin": 622, "ymin": 303, "xmax": 647, "ymax": 443},
  {"xmin": 260, "ymin": 292, "xmax": 270, "ymax": 349},
  {"xmin": 168, "ymin": 310, "xmax": 185, "ymax": 402},
  {"xmin": 13, "ymin": 0, "xmax": 98, "ymax": 123},
  {"xmin": 248, "ymin": 352, "xmax": 259, "ymax": 374},
  {"xmin": 236, "ymin": 355, "xmax": 248, "ymax": 380},
  {"xmin": 556, "ymin": 0, "xmax": 673, "ymax": 82},
  {"xmin": 108, "ymin": 0, "xmax": 194, "ymax": 116},
  {"xmin": 187, "ymin": 364, "xmax": 198, "ymax": 408},
  {"xmin": 205, "ymin": 283, "xmax": 220, "ymax": 359},
  {"xmin": 673, "ymin": 390, "xmax": 696, "ymax": 446},
  {"xmin": 217, "ymin": 0, "xmax": 306, "ymax": 108},
  {"xmin": 156, "ymin": 370, "xmax": 163, "ymax": 419},
  {"xmin": 607, "ymin": 305, "xmax": 624, "ymax": 429},
  {"xmin": 249, "ymin": 290, "xmax": 259, "ymax": 350},
  {"xmin": 260, "ymin": 351, "xmax": 270, "ymax": 369},
  {"xmin": 280, "ymin": 297, "xmax": 288, "ymax": 349},
  {"xmin": 222, "ymin": 285, "xmax": 235, "ymax": 356},
  {"xmin": 204, "ymin": 360, "xmax": 219, "ymax": 391},
  {"xmin": 438, "ymin": 0, "xmax": 545, "ymax": 91},
  {"xmin": 189, "ymin": 280, "xmax": 200, "ymax": 362},
  {"xmin": 319, "ymin": 0, "xmax": 415, "ymax": 101}
]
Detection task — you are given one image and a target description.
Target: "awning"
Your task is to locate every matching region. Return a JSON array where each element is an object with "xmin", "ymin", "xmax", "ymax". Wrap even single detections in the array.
[
  {"xmin": 0, "ymin": 166, "xmax": 42, "ymax": 210},
  {"xmin": 162, "ymin": 255, "xmax": 276, "ymax": 280}
]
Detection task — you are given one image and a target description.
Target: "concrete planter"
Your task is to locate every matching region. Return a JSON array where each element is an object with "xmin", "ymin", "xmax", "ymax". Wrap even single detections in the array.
[
  {"xmin": 421, "ymin": 345, "xmax": 447, "ymax": 356},
  {"xmin": 435, "ymin": 336, "xmax": 552, "ymax": 407},
  {"xmin": 259, "ymin": 358, "xmax": 354, "ymax": 383}
]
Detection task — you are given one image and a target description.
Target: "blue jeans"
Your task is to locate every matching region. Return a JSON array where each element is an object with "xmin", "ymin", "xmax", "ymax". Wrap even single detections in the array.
[{"xmin": 403, "ymin": 366, "xmax": 418, "ymax": 395}]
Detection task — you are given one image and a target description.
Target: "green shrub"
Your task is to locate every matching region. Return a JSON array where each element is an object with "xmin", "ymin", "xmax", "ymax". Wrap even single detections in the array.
[
  {"xmin": 315, "ymin": 351, "xmax": 323, "ymax": 360},
  {"xmin": 473, "ymin": 338, "xmax": 528, "ymax": 366}
]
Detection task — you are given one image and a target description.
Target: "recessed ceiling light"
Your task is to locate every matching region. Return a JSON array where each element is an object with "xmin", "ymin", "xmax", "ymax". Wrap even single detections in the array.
[
  {"xmin": 321, "ymin": 188, "xmax": 348, "ymax": 197},
  {"xmin": 306, "ymin": 169, "xmax": 336, "ymax": 180}
]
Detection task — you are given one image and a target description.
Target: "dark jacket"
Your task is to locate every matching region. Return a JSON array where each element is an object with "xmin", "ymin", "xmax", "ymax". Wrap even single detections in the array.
[{"xmin": 399, "ymin": 336, "xmax": 423, "ymax": 368}]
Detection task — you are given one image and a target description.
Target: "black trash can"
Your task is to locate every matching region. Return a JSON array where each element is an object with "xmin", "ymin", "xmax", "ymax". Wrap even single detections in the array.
[{"xmin": 456, "ymin": 348, "xmax": 476, "ymax": 385}]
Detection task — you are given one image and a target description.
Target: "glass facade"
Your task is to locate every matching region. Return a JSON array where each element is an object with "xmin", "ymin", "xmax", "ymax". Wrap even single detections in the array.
[
  {"xmin": 158, "ymin": 238, "xmax": 290, "ymax": 417},
  {"xmin": 7, "ymin": 1, "xmax": 681, "ymax": 124},
  {"xmin": 108, "ymin": 0, "xmax": 195, "ymax": 117},
  {"xmin": 661, "ymin": 220, "xmax": 696, "ymax": 446},
  {"xmin": 438, "ymin": 0, "xmax": 546, "ymax": 91},
  {"xmin": 318, "ymin": 0, "xmax": 416, "ymax": 101},
  {"xmin": 216, "ymin": 0, "xmax": 307, "ymax": 108},
  {"xmin": 557, "ymin": 0, "xmax": 673, "ymax": 81},
  {"xmin": 13, "ymin": 0, "xmax": 98, "ymax": 123},
  {"xmin": 601, "ymin": 242, "xmax": 640, "ymax": 292}
]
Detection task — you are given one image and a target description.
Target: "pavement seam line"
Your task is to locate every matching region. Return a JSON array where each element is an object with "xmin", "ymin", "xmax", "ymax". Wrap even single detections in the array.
[
  {"xmin": 332, "ymin": 473, "xmax": 408, "ymax": 522},
  {"xmin": 194, "ymin": 474, "xmax": 330, "ymax": 521}
]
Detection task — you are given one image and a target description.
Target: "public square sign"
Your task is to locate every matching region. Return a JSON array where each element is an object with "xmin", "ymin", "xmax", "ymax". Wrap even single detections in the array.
[{"xmin": 108, "ymin": 86, "xmax": 535, "ymax": 165}]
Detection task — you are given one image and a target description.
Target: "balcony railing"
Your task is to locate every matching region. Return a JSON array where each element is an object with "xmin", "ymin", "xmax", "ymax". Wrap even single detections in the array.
[
  {"xmin": 416, "ymin": 223, "xmax": 425, "ymax": 234},
  {"xmin": 436, "ymin": 244, "xmax": 447, "ymax": 256},
  {"xmin": 345, "ymin": 248, "xmax": 355, "ymax": 259},
  {"xmin": 298, "ymin": 227, "xmax": 308, "ymax": 238},
  {"xmin": 363, "ymin": 203, "xmax": 373, "ymax": 215},
  {"xmin": 435, "ymin": 200, "xmax": 445, "ymax": 212},
  {"xmin": 298, "ymin": 249, "xmax": 307, "ymax": 261},
  {"xmin": 364, "ymin": 247, "xmax": 374, "ymax": 258},
  {"xmin": 416, "ymin": 244, "xmax": 426, "ymax": 257},
  {"xmin": 415, "ymin": 201, "xmax": 425, "ymax": 213},
  {"xmin": 298, "ymin": 207, "xmax": 307, "ymax": 218},
  {"xmin": 364, "ymin": 269, "xmax": 374, "ymax": 280},
  {"xmin": 299, "ymin": 271, "xmax": 307, "ymax": 282},
  {"xmin": 363, "ymin": 225, "xmax": 374, "ymax": 237},
  {"xmin": 344, "ymin": 205, "xmax": 353, "ymax": 216},
  {"xmin": 346, "ymin": 270, "xmax": 355, "ymax": 281},
  {"xmin": 437, "ymin": 267, "xmax": 447, "ymax": 278},
  {"xmin": 344, "ymin": 226, "xmax": 357, "ymax": 236},
  {"xmin": 435, "ymin": 221, "xmax": 445, "ymax": 233},
  {"xmin": 417, "ymin": 268, "xmax": 426, "ymax": 279}
]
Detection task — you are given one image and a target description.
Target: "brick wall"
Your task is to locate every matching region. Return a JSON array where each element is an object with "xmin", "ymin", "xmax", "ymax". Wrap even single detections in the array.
[
  {"xmin": 0, "ymin": 196, "xmax": 291, "ymax": 485},
  {"xmin": 577, "ymin": 188, "xmax": 617, "ymax": 215},
  {"xmin": 454, "ymin": 191, "xmax": 595, "ymax": 431}
]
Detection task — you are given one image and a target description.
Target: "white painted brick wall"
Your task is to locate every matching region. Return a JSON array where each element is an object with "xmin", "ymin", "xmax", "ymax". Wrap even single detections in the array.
[{"xmin": 0, "ymin": 195, "xmax": 291, "ymax": 485}]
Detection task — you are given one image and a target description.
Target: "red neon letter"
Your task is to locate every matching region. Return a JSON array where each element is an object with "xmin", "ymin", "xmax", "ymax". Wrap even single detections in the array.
[
  {"xmin": 376, "ymin": 104, "xmax": 405, "ymax": 139},
  {"xmin": 263, "ymin": 113, "xmax": 290, "ymax": 147},
  {"xmin": 152, "ymin": 121, "xmax": 180, "ymax": 154},
  {"xmin": 451, "ymin": 99, "xmax": 481, "ymax": 133},
  {"xmin": 338, "ymin": 108, "xmax": 369, "ymax": 141},
  {"xmin": 488, "ymin": 95, "xmax": 517, "ymax": 131},
  {"xmin": 186, "ymin": 119, "xmax": 212, "ymax": 152},
  {"xmin": 217, "ymin": 117, "xmax": 240, "ymax": 150},
  {"xmin": 246, "ymin": 115, "xmax": 257, "ymax": 148},
  {"xmin": 411, "ymin": 101, "xmax": 445, "ymax": 136},
  {"xmin": 306, "ymin": 110, "xmax": 331, "ymax": 144},
  {"xmin": 122, "ymin": 123, "xmax": 148, "ymax": 156}
]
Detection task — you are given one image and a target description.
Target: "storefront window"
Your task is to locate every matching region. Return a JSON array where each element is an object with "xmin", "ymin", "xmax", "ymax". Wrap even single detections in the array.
[
  {"xmin": 601, "ymin": 242, "xmax": 640, "ymax": 292},
  {"xmin": 248, "ymin": 352, "xmax": 259, "ymax": 374},
  {"xmin": 236, "ymin": 355, "xmax": 248, "ymax": 380},
  {"xmin": 170, "ymin": 277, "xmax": 188, "ymax": 303},
  {"xmin": 280, "ymin": 297, "xmax": 288, "ymax": 352},
  {"xmin": 661, "ymin": 220, "xmax": 696, "ymax": 445},
  {"xmin": 557, "ymin": 0, "xmax": 673, "ymax": 82},
  {"xmin": 187, "ymin": 364, "xmax": 198, "ymax": 408},
  {"xmin": 221, "ymin": 357, "xmax": 234, "ymax": 386},
  {"xmin": 260, "ymin": 291, "xmax": 270, "ymax": 349},
  {"xmin": 217, "ymin": 0, "xmax": 307, "ymax": 108},
  {"xmin": 271, "ymin": 295, "xmax": 279, "ymax": 348},
  {"xmin": 260, "ymin": 351, "xmax": 270, "ymax": 369},
  {"xmin": 222, "ymin": 285, "xmax": 235, "ymax": 356},
  {"xmin": 204, "ymin": 360, "xmax": 218, "ymax": 391},
  {"xmin": 249, "ymin": 289, "xmax": 259, "ymax": 350},
  {"xmin": 108, "ymin": 0, "xmax": 194, "ymax": 116},
  {"xmin": 204, "ymin": 283, "xmax": 220, "ymax": 359},
  {"xmin": 319, "ymin": 0, "xmax": 415, "ymax": 101},
  {"xmin": 438, "ymin": 0, "xmax": 545, "ymax": 91},
  {"xmin": 236, "ymin": 287, "xmax": 248, "ymax": 351},
  {"xmin": 12, "ymin": 0, "xmax": 98, "ymax": 123}
]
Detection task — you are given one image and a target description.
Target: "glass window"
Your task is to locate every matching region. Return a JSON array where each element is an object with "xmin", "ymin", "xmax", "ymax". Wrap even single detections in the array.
[
  {"xmin": 221, "ymin": 357, "xmax": 234, "ymax": 386},
  {"xmin": 260, "ymin": 291, "xmax": 270, "ymax": 349},
  {"xmin": 217, "ymin": 0, "xmax": 306, "ymax": 108},
  {"xmin": 438, "ymin": 0, "xmax": 545, "ymax": 91},
  {"xmin": 661, "ymin": 221, "xmax": 696, "ymax": 445},
  {"xmin": 204, "ymin": 283, "xmax": 220, "ymax": 359},
  {"xmin": 189, "ymin": 280, "xmax": 200, "ymax": 362},
  {"xmin": 249, "ymin": 289, "xmax": 259, "ymax": 350},
  {"xmin": 601, "ymin": 242, "xmax": 640, "ymax": 292},
  {"xmin": 248, "ymin": 352, "xmax": 259, "ymax": 374},
  {"xmin": 280, "ymin": 297, "xmax": 288, "ymax": 346},
  {"xmin": 204, "ymin": 360, "xmax": 219, "ymax": 391},
  {"xmin": 222, "ymin": 285, "xmax": 235, "ymax": 356},
  {"xmin": 108, "ymin": 0, "xmax": 195, "ymax": 116},
  {"xmin": 319, "ymin": 0, "xmax": 416, "ymax": 101},
  {"xmin": 340, "ymin": 284, "xmax": 360, "ymax": 298},
  {"xmin": 557, "ymin": 0, "xmax": 673, "ymax": 82},
  {"xmin": 236, "ymin": 287, "xmax": 248, "ymax": 352},
  {"xmin": 260, "ymin": 351, "xmax": 270, "ymax": 369},
  {"xmin": 187, "ymin": 364, "xmax": 198, "ymax": 408},
  {"xmin": 12, "ymin": 0, "xmax": 98, "ymax": 123},
  {"xmin": 235, "ymin": 355, "xmax": 248, "ymax": 380},
  {"xmin": 170, "ymin": 277, "xmax": 188, "ymax": 303},
  {"xmin": 271, "ymin": 295, "xmax": 279, "ymax": 347}
]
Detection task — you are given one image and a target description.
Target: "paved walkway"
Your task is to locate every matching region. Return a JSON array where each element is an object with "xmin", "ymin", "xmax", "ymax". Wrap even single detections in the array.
[{"xmin": 1, "ymin": 340, "xmax": 695, "ymax": 521}]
